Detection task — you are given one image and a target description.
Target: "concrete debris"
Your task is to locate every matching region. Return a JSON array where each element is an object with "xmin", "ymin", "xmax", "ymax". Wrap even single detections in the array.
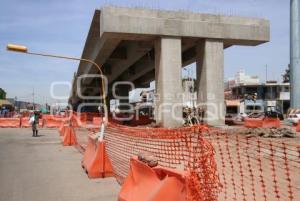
[
  {"xmin": 241, "ymin": 128, "xmax": 296, "ymax": 138},
  {"xmin": 138, "ymin": 152, "xmax": 158, "ymax": 168}
]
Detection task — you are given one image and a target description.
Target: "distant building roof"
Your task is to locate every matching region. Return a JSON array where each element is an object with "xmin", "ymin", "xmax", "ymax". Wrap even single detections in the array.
[{"xmin": 232, "ymin": 82, "xmax": 290, "ymax": 88}]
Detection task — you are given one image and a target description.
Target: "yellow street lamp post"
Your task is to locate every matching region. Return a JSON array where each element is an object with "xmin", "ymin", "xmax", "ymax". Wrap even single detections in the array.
[{"xmin": 7, "ymin": 44, "xmax": 108, "ymax": 139}]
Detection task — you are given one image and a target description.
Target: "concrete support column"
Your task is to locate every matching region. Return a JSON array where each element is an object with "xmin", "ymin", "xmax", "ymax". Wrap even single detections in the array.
[
  {"xmin": 154, "ymin": 36, "xmax": 183, "ymax": 128},
  {"xmin": 196, "ymin": 39, "xmax": 225, "ymax": 126}
]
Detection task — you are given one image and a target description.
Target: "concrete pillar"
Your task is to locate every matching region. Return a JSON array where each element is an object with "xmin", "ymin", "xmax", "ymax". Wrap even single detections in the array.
[
  {"xmin": 196, "ymin": 39, "xmax": 225, "ymax": 126},
  {"xmin": 154, "ymin": 36, "xmax": 183, "ymax": 128}
]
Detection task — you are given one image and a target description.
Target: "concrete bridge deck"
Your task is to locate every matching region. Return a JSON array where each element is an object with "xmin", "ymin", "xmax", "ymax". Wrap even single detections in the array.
[
  {"xmin": 0, "ymin": 128, "xmax": 119, "ymax": 201},
  {"xmin": 69, "ymin": 6, "xmax": 270, "ymax": 128}
]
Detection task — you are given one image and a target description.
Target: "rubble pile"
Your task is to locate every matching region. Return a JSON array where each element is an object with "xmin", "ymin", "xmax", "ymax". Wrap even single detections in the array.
[{"xmin": 241, "ymin": 128, "xmax": 296, "ymax": 138}]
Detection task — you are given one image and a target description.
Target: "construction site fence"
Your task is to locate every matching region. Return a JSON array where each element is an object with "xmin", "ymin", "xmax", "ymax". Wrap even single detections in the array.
[
  {"xmin": 0, "ymin": 111, "xmax": 153, "ymax": 128},
  {"xmin": 71, "ymin": 118, "xmax": 299, "ymax": 201},
  {"xmin": 0, "ymin": 113, "xmax": 299, "ymax": 201}
]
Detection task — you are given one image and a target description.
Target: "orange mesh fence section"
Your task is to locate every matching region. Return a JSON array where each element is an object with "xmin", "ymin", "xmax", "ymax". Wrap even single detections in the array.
[
  {"xmin": 73, "ymin": 127, "xmax": 92, "ymax": 153},
  {"xmin": 206, "ymin": 130, "xmax": 299, "ymax": 201},
  {"xmin": 105, "ymin": 123, "xmax": 220, "ymax": 201}
]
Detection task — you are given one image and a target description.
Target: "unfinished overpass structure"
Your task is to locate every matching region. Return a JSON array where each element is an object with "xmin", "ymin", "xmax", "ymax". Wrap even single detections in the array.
[{"xmin": 69, "ymin": 6, "xmax": 270, "ymax": 128}]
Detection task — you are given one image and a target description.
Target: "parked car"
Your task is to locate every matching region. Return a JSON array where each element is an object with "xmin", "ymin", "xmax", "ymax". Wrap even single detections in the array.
[
  {"xmin": 247, "ymin": 110, "xmax": 284, "ymax": 120},
  {"xmin": 287, "ymin": 113, "xmax": 300, "ymax": 125},
  {"xmin": 247, "ymin": 112, "xmax": 264, "ymax": 119},
  {"xmin": 225, "ymin": 113, "xmax": 246, "ymax": 125}
]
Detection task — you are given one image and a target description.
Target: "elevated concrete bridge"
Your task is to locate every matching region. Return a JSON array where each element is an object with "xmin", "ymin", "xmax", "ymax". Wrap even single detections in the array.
[{"xmin": 69, "ymin": 6, "xmax": 270, "ymax": 128}]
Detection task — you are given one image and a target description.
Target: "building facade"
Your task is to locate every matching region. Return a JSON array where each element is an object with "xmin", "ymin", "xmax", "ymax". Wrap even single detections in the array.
[{"xmin": 230, "ymin": 82, "xmax": 290, "ymax": 113}]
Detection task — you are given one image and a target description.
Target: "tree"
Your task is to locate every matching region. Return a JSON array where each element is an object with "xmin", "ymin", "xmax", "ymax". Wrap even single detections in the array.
[{"xmin": 282, "ymin": 64, "xmax": 290, "ymax": 83}]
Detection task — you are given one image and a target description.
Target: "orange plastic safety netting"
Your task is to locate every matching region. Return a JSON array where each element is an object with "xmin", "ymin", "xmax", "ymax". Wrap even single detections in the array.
[
  {"xmin": 70, "ymin": 114, "xmax": 300, "ymax": 201},
  {"xmin": 104, "ymin": 123, "xmax": 219, "ymax": 201},
  {"xmin": 206, "ymin": 129, "xmax": 300, "ymax": 201}
]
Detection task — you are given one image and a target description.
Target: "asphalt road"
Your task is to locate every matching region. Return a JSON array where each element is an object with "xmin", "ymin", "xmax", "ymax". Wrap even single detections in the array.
[{"xmin": 0, "ymin": 128, "xmax": 119, "ymax": 201}]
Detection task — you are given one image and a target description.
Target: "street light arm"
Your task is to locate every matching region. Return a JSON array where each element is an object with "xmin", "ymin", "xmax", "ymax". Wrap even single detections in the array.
[
  {"xmin": 25, "ymin": 52, "xmax": 107, "ymax": 111},
  {"xmin": 7, "ymin": 44, "xmax": 107, "ymax": 123},
  {"xmin": 26, "ymin": 52, "xmax": 102, "ymax": 74}
]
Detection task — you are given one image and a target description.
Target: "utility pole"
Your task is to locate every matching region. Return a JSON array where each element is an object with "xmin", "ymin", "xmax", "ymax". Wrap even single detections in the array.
[
  {"xmin": 32, "ymin": 88, "xmax": 35, "ymax": 110},
  {"xmin": 291, "ymin": 0, "xmax": 300, "ymax": 108},
  {"xmin": 265, "ymin": 64, "xmax": 268, "ymax": 82}
]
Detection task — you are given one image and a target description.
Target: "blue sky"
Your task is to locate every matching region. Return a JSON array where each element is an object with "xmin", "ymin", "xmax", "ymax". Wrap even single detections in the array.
[{"xmin": 0, "ymin": 0, "xmax": 290, "ymax": 104}]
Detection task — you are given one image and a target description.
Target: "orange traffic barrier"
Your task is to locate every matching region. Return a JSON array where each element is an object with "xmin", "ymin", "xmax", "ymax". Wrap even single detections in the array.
[
  {"xmin": 44, "ymin": 117, "xmax": 65, "ymax": 128},
  {"xmin": 297, "ymin": 120, "xmax": 300, "ymax": 132},
  {"xmin": 81, "ymin": 135, "xmax": 113, "ymax": 178},
  {"xmin": 244, "ymin": 118, "xmax": 263, "ymax": 128},
  {"xmin": 20, "ymin": 117, "xmax": 31, "ymax": 128},
  {"xmin": 0, "ymin": 118, "xmax": 20, "ymax": 128},
  {"xmin": 263, "ymin": 117, "xmax": 281, "ymax": 128},
  {"xmin": 39, "ymin": 119, "xmax": 44, "ymax": 128},
  {"xmin": 61, "ymin": 126, "xmax": 77, "ymax": 146},
  {"xmin": 119, "ymin": 157, "xmax": 187, "ymax": 201},
  {"xmin": 42, "ymin": 114, "xmax": 52, "ymax": 120}
]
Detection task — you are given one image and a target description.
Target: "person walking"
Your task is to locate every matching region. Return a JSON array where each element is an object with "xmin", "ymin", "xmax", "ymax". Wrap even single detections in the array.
[{"xmin": 30, "ymin": 111, "xmax": 39, "ymax": 137}]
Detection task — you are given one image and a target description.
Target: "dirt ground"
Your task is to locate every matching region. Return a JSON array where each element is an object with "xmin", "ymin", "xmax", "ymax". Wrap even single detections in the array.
[{"xmin": 207, "ymin": 127, "xmax": 300, "ymax": 201}]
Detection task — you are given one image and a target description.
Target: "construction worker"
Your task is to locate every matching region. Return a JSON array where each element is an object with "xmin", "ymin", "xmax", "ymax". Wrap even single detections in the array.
[{"xmin": 30, "ymin": 111, "xmax": 40, "ymax": 137}]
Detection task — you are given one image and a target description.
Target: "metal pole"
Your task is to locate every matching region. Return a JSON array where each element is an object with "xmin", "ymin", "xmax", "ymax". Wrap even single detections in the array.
[
  {"xmin": 265, "ymin": 64, "xmax": 268, "ymax": 82},
  {"xmin": 33, "ymin": 88, "xmax": 35, "ymax": 110},
  {"xmin": 290, "ymin": 0, "xmax": 300, "ymax": 108}
]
